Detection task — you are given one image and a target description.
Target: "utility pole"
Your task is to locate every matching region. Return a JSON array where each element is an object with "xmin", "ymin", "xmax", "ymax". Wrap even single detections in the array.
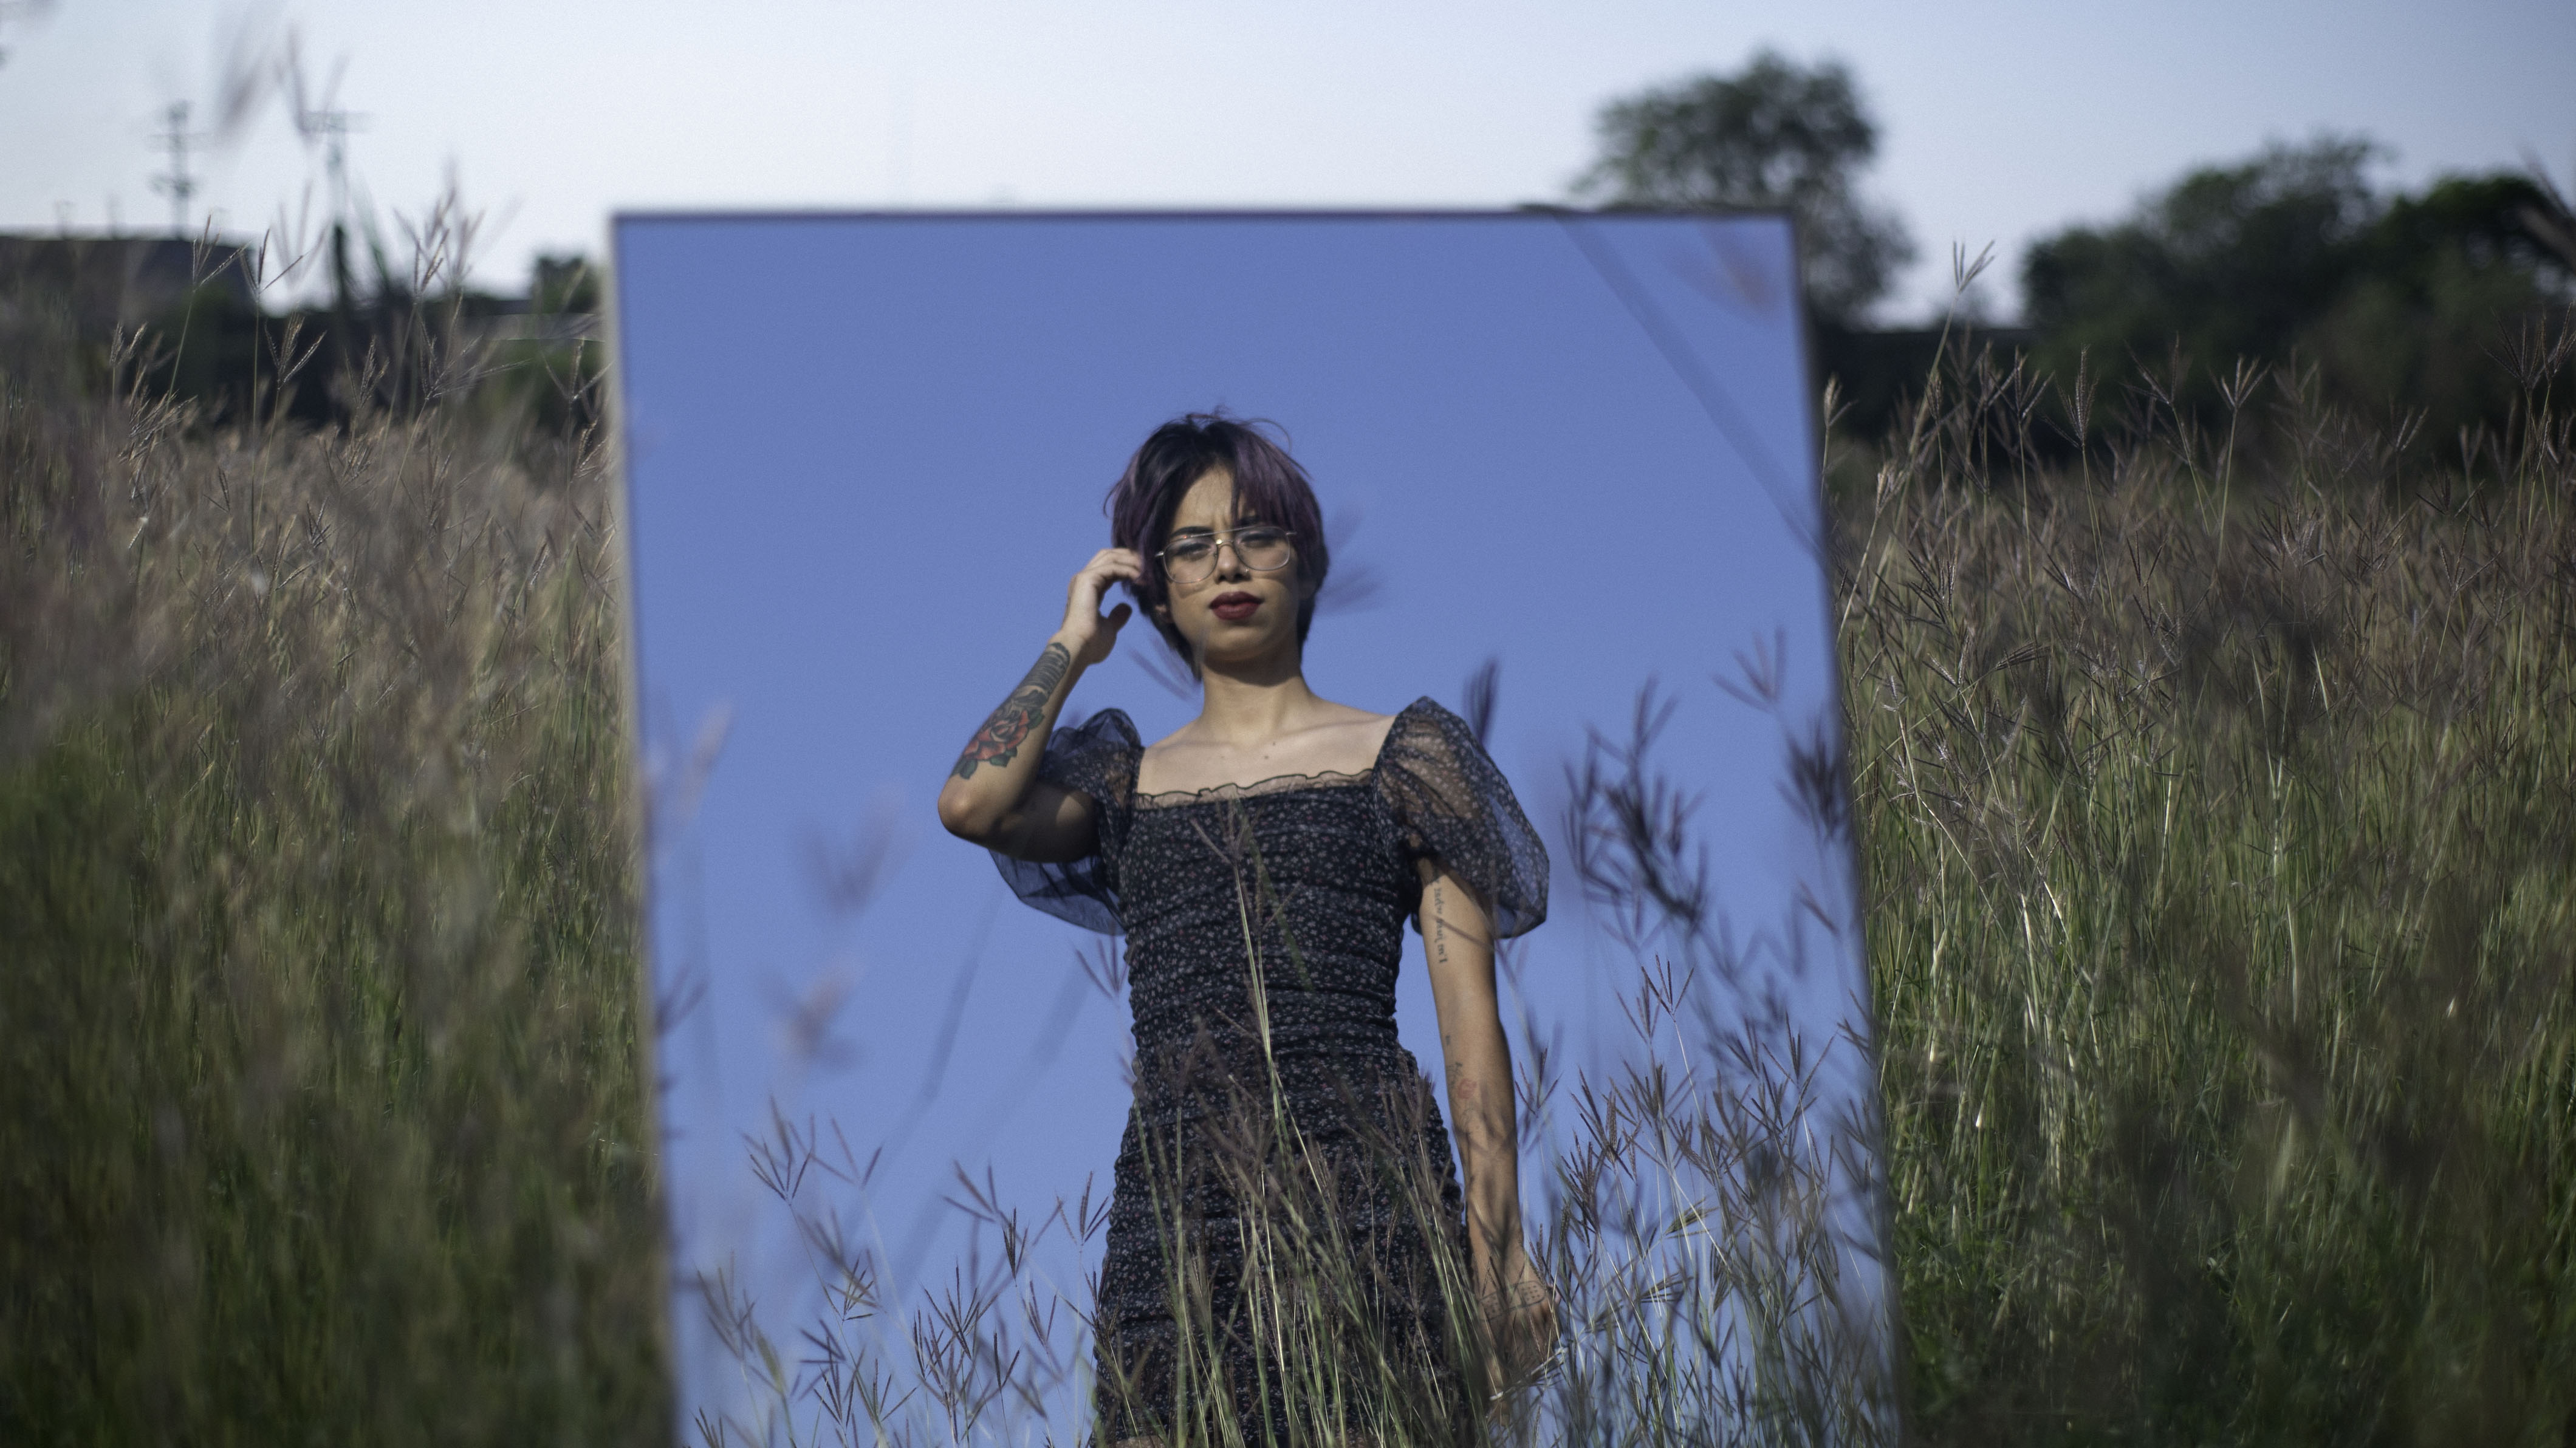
[
  {"xmin": 150, "ymin": 101, "xmax": 204, "ymax": 237},
  {"xmin": 290, "ymin": 72, "xmax": 368, "ymax": 318},
  {"xmin": 298, "ymin": 101, "xmax": 364, "ymax": 225}
]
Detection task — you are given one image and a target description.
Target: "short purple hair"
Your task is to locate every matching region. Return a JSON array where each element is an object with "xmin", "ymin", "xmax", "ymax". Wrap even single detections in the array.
[{"xmin": 1107, "ymin": 412, "xmax": 1330, "ymax": 675}]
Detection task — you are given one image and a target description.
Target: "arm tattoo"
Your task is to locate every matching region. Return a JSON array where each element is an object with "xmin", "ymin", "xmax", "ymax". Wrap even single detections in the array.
[
  {"xmin": 1436, "ymin": 887, "xmax": 1484, "ymax": 1108},
  {"xmin": 951, "ymin": 643, "xmax": 1072, "ymax": 780}
]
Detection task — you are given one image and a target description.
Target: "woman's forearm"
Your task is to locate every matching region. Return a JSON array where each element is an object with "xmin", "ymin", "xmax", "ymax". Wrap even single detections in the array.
[
  {"xmin": 935, "ymin": 632, "xmax": 1083, "ymax": 839},
  {"xmin": 1423, "ymin": 867, "xmax": 1526, "ymax": 1269},
  {"xmin": 1446, "ymin": 1021, "xmax": 1523, "ymax": 1265},
  {"xmin": 941, "ymin": 546, "xmax": 1134, "ymax": 844}
]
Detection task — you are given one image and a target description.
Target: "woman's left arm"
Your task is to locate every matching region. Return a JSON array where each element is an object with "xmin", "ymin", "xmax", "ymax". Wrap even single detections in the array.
[{"xmin": 1420, "ymin": 858, "xmax": 1557, "ymax": 1387}]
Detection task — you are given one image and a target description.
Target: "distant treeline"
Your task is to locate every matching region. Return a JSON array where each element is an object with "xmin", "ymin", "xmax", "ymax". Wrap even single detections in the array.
[
  {"xmin": 5, "ymin": 134, "xmax": 2568, "ymax": 470},
  {"xmin": 1582, "ymin": 56, "xmax": 2574, "ymax": 455},
  {"xmin": 1818, "ymin": 146, "xmax": 2571, "ymax": 448},
  {"xmin": 2014, "ymin": 142, "xmax": 2571, "ymax": 445}
]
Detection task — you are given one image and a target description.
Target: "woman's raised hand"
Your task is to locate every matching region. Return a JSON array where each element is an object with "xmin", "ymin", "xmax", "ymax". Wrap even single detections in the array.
[{"xmin": 1059, "ymin": 548, "xmax": 1141, "ymax": 668}]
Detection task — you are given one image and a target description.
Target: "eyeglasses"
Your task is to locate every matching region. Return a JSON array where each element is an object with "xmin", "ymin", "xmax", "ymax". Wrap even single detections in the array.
[{"xmin": 1159, "ymin": 525, "xmax": 1295, "ymax": 586}]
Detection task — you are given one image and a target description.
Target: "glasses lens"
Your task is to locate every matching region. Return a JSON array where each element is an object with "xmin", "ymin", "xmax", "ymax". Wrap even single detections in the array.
[
  {"xmin": 1165, "ymin": 538, "xmax": 1218, "ymax": 584},
  {"xmin": 1236, "ymin": 527, "xmax": 1292, "ymax": 572},
  {"xmin": 1163, "ymin": 528, "xmax": 1290, "ymax": 584}
]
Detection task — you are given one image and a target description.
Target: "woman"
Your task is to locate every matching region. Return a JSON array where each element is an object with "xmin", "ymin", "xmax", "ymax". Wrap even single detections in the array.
[{"xmin": 937, "ymin": 414, "xmax": 1555, "ymax": 1445}]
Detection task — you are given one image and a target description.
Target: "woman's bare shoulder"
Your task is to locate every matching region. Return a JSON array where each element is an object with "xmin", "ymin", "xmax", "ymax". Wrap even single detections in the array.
[
  {"xmin": 1137, "ymin": 721, "xmax": 1212, "ymax": 778},
  {"xmin": 1304, "ymin": 699, "xmax": 1401, "ymax": 762},
  {"xmin": 1309, "ymin": 697, "xmax": 1395, "ymax": 728},
  {"xmin": 1136, "ymin": 700, "xmax": 1399, "ymax": 793}
]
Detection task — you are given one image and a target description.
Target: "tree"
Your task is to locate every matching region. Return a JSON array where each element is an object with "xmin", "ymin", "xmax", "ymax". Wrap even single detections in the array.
[
  {"xmin": 2024, "ymin": 138, "xmax": 2382, "ymax": 391},
  {"xmin": 2023, "ymin": 137, "xmax": 2572, "ymax": 439},
  {"xmin": 1577, "ymin": 52, "xmax": 1916, "ymax": 327}
]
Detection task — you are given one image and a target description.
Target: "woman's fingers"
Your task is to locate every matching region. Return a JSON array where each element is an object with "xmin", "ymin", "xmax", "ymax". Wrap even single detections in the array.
[
  {"xmin": 1062, "ymin": 550, "xmax": 1146, "ymax": 649},
  {"xmin": 1478, "ymin": 1258, "xmax": 1558, "ymax": 1387},
  {"xmin": 1069, "ymin": 552, "xmax": 1142, "ymax": 600},
  {"xmin": 1504, "ymin": 1300, "xmax": 1555, "ymax": 1387}
]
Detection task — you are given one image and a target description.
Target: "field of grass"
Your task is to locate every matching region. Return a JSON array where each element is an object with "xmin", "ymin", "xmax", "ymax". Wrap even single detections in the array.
[
  {"xmin": 2, "ymin": 271, "xmax": 2570, "ymax": 1444},
  {"xmin": 1839, "ymin": 342, "xmax": 2576, "ymax": 1443},
  {"xmin": 0, "ymin": 291, "xmax": 666, "ymax": 1443}
]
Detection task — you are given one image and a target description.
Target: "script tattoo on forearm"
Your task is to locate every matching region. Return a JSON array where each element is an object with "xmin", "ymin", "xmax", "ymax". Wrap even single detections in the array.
[
  {"xmin": 951, "ymin": 643, "xmax": 1072, "ymax": 780},
  {"xmin": 1434, "ymin": 884, "xmax": 1485, "ymax": 1112}
]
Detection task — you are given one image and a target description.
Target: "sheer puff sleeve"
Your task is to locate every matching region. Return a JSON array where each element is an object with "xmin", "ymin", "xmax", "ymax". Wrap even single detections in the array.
[
  {"xmin": 1375, "ymin": 698, "xmax": 1550, "ymax": 940},
  {"xmin": 989, "ymin": 708, "xmax": 1140, "ymax": 936}
]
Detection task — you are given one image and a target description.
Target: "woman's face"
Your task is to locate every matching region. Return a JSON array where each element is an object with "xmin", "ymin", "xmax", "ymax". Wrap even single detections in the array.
[{"xmin": 1157, "ymin": 468, "xmax": 1312, "ymax": 674}]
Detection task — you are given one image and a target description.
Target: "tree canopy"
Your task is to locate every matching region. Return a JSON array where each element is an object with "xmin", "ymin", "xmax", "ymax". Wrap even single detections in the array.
[
  {"xmin": 2023, "ymin": 138, "xmax": 2572, "ymax": 438},
  {"xmin": 1578, "ymin": 51, "xmax": 1916, "ymax": 328}
]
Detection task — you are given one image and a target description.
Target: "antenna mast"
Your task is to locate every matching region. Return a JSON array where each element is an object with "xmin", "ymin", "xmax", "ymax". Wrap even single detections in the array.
[
  {"xmin": 286, "ymin": 43, "xmax": 369, "ymax": 230},
  {"xmin": 150, "ymin": 101, "xmax": 206, "ymax": 236},
  {"xmin": 298, "ymin": 101, "xmax": 365, "ymax": 225},
  {"xmin": 287, "ymin": 46, "xmax": 370, "ymax": 313}
]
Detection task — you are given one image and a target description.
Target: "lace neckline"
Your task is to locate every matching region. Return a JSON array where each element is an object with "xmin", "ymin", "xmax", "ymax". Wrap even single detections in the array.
[
  {"xmin": 1128, "ymin": 697, "xmax": 1433, "ymax": 811},
  {"xmin": 1133, "ymin": 768, "xmax": 1377, "ymax": 810}
]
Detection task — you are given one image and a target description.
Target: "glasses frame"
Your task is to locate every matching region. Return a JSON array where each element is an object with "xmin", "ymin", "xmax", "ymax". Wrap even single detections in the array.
[{"xmin": 1156, "ymin": 525, "xmax": 1298, "ymax": 587}]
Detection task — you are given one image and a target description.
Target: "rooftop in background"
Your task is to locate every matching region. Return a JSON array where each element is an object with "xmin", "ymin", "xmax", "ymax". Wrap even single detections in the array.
[
  {"xmin": 0, "ymin": 233, "xmax": 255, "ymax": 332},
  {"xmin": 0, "ymin": 231, "xmax": 598, "ymax": 344}
]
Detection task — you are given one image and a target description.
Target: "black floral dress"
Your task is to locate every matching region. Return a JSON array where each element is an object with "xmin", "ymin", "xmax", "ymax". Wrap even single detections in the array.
[{"xmin": 995, "ymin": 698, "xmax": 1549, "ymax": 1444}]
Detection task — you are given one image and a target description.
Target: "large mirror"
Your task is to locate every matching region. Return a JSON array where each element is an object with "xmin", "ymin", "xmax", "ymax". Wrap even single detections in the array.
[{"xmin": 612, "ymin": 211, "xmax": 1889, "ymax": 1445}]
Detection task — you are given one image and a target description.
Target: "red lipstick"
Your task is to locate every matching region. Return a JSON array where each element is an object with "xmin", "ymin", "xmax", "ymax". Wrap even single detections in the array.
[{"xmin": 1210, "ymin": 591, "xmax": 1260, "ymax": 622}]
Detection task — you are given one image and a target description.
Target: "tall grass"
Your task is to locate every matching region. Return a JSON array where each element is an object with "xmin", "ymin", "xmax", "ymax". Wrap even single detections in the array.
[
  {"xmin": 1845, "ymin": 329, "xmax": 2576, "ymax": 1444},
  {"xmin": 0, "ymin": 237, "xmax": 666, "ymax": 1443},
  {"xmin": 4, "ymin": 225, "xmax": 2572, "ymax": 1443}
]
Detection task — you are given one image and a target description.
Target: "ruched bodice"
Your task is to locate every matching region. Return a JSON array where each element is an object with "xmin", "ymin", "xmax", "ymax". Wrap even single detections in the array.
[
  {"xmin": 1123, "ymin": 777, "xmax": 1409, "ymax": 1066},
  {"xmin": 991, "ymin": 697, "xmax": 1547, "ymax": 1442}
]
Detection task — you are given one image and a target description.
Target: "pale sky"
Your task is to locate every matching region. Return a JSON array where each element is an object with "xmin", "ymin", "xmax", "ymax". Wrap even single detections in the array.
[{"xmin": 4, "ymin": 0, "xmax": 2571, "ymax": 320}]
